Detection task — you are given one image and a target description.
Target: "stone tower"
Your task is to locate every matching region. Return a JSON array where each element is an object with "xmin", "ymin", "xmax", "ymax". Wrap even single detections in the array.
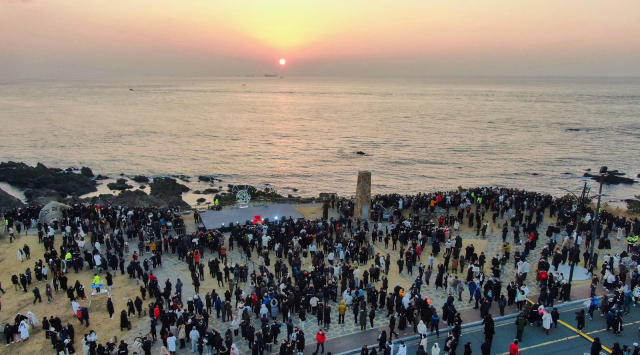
[{"xmin": 354, "ymin": 171, "xmax": 371, "ymax": 220}]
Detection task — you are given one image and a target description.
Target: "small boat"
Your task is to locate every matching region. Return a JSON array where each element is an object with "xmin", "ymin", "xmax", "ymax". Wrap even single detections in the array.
[{"xmin": 264, "ymin": 74, "xmax": 277, "ymax": 77}]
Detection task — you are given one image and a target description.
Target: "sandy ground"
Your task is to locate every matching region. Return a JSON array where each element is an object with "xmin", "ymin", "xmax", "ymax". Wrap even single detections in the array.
[{"xmin": 0, "ymin": 230, "xmax": 148, "ymax": 355}]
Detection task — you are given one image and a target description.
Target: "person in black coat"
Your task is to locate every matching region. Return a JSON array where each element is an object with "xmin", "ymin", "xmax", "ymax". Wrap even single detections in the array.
[
  {"xmin": 480, "ymin": 339, "xmax": 491, "ymax": 355},
  {"xmin": 120, "ymin": 310, "xmax": 130, "ymax": 331},
  {"xmin": 107, "ymin": 297, "xmax": 115, "ymax": 319},
  {"xmin": 590, "ymin": 337, "xmax": 602, "ymax": 355},
  {"xmin": 297, "ymin": 331, "xmax": 305, "ymax": 354},
  {"xmin": 482, "ymin": 315, "xmax": 495, "ymax": 344},
  {"xmin": 377, "ymin": 330, "xmax": 387, "ymax": 351}
]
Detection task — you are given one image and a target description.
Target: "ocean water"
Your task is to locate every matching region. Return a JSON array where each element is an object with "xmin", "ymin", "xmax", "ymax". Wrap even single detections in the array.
[{"xmin": 0, "ymin": 77, "xmax": 639, "ymax": 205}]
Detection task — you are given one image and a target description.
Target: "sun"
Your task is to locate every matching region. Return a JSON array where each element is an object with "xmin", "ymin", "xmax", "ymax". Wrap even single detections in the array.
[{"xmin": 279, "ymin": 58, "xmax": 286, "ymax": 65}]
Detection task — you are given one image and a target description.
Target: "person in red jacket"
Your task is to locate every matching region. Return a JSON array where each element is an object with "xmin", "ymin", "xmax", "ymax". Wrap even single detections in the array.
[
  {"xmin": 509, "ymin": 339, "xmax": 520, "ymax": 355},
  {"xmin": 154, "ymin": 305, "xmax": 160, "ymax": 319},
  {"xmin": 315, "ymin": 329, "xmax": 326, "ymax": 354}
]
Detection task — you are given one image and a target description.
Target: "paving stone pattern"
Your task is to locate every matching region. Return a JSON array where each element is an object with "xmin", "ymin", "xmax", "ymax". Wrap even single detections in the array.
[{"xmin": 125, "ymin": 210, "xmax": 592, "ymax": 355}]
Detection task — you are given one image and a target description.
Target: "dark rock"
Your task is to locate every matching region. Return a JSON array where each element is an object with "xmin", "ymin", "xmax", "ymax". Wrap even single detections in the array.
[
  {"xmin": 585, "ymin": 168, "xmax": 592, "ymax": 171},
  {"xmin": 198, "ymin": 176, "xmax": 212, "ymax": 182},
  {"xmin": 131, "ymin": 175, "xmax": 150, "ymax": 183},
  {"xmin": 356, "ymin": 151, "xmax": 366, "ymax": 155},
  {"xmin": 24, "ymin": 188, "xmax": 61, "ymax": 205},
  {"xmin": 95, "ymin": 174, "xmax": 110, "ymax": 180},
  {"xmin": 293, "ymin": 188, "xmax": 299, "ymax": 192},
  {"xmin": 584, "ymin": 171, "xmax": 636, "ymax": 185},
  {"xmin": 202, "ymin": 188, "xmax": 219, "ymax": 194},
  {"xmin": 0, "ymin": 187, "xmax": 24, "ymax": 211},
  {"xmin": 562, "ymin": 172, "xmax": 572, "ymax": 175},
  {"xmin": 0, "ymin": 161, "xmax": 97, "ymax": 202},
  {"xmin": 86, "ymin": 190, "xmax": 165, "ymax": 207},
  {"xmin": 149, "ymin": 177, "xmax": 190, "ymax": 207},
  {"xmin": 193, "ymin": 190, "xmax": 202, "ymax": 194},
  {"xmin": 107, "ymin": 178, "xmax": 133, "ymax": 191},
  {"xmin": 565, "ymin": 128, "xmax": 581, "ymax": 131},
  {"xmin": 531, "ymin": 173, "xmax": 539, "ymax": 176},
  {"xmin": 139, "ymin": 185, "xmax": 146, "ymax": 189},
  {"xmin": 80, "ymin": 167, "xmax": 94, "ymax": 178},
  {"xmin": 197, "ymin": 198, "xmax": 206, "ymax": 203}
]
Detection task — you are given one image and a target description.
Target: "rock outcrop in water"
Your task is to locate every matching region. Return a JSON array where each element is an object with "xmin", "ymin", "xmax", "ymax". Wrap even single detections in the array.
[
  {"xmin": 80, "ymin": 167, "xmax": 94, "ymax": 177},
  {"xmin": 107, "ymin": 178, "xmax": 133, "ymax": 191},
  {"xmin": 0, "ymin": 187, "xmax": 24, "ymax": 211},
  {"xmin": 0, "ymin": 161, "xmax": 97, "ymax": 203},
  {"xmin": 584, "ymin": 170, "xmax": 637, "ymax": 185},
  {"xmin": 131, "ymin": 175, "xmax": 150, "ymax": 183}
]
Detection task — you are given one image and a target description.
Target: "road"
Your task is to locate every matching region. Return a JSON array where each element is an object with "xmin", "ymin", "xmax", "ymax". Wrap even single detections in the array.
[{"xmin": 402, "ymin": 304, "xmax": 640, "ymax": 355}]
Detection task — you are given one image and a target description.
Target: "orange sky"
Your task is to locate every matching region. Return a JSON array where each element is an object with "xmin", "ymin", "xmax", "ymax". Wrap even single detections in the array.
[{"xmin": 1, "ymin": 0, "xmax": 639, "ymax": 78}]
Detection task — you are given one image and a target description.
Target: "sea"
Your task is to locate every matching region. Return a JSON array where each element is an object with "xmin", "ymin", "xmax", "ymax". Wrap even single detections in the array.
[{"xmin": 0, "ymin": 77, "xmax": 639, "ymax": 206}]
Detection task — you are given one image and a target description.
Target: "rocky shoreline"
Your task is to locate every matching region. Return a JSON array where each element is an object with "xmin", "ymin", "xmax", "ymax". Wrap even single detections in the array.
[{"xmin": 1, "ymin": 161, "xmax": 639, "ymax": 213}]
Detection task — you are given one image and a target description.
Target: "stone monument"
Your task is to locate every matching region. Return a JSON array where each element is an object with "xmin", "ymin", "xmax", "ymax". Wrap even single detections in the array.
[{"xmin": 354, "ymin": 171, "xmax": 371, "ymax": 220}]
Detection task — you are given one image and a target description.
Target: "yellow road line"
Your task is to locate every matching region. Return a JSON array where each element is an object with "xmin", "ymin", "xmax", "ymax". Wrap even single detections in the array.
[
  {"xmin": 557, "ymin": 319, "xmax": 612, "ymax": 353},
  {"xmin": 494, "ymin": 335, "xmax": 581, "ymax": 355},
  {"xmin": 524, "ymin": 298, "xmax": 613, "ymax": 353}
]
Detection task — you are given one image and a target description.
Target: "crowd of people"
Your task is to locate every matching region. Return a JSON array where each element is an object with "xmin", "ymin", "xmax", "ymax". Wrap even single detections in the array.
[{"xmin": 1, "ymin": 186, "xmax": 640, "ymax": 355}]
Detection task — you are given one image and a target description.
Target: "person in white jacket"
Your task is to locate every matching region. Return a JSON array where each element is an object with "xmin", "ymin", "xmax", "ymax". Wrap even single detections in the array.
[
  {"xmin": 417, "ymin": 320, "xmax": 428, "ymax": 337},
  {"xmin": 26, "ymin": 311, "xmax": 40, "ymax": 328},
  {"xmin": 431, "ymin": 343, "xmax": 440, "ymax": 355},
  {"xmin": 167, "ymin": 334, "xmax": 177, "ymax": 354},
  {"xmin": 18, "ymin": 320, "xmax": 30, "ymax": 340},
  {"xmin": 396, "ymin": 341, "xmax": 407, "ymax": 355},
  {"xmin": 542, "ymin": 311, "xmax": 552, "ymax": 334}
]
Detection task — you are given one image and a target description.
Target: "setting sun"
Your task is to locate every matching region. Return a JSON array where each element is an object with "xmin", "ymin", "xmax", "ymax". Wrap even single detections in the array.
[{"xmin": 279, "ymin": 58, "xmax": 286, "ymax": 65}]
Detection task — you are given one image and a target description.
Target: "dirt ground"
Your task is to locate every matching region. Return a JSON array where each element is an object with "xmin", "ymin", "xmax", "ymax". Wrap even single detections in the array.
[{"xmin": 0, "ymin": 230, "xmax": 147, "ymax": 355}]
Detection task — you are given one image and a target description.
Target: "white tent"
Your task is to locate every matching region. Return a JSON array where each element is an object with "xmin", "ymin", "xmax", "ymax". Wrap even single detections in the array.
[{"xmin": 39, "ymin": 201, "xmax": 71, "ymax": 225}]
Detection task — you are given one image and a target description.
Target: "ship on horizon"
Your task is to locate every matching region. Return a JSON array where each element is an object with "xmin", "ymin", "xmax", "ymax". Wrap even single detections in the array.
[{"xmin": 264, "ymin": 74, "xmax": 278, "ymax": 77}]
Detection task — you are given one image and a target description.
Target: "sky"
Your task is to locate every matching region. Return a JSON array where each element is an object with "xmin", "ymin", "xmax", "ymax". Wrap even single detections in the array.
[{"xmin": 1, "ymin": 0, "xmax": 639, "ymax": 79}]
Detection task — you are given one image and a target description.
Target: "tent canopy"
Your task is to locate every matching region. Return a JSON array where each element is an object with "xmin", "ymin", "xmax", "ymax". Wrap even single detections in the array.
[{"xmin": 39, "ymin": 201, "xmax": 71, "ymax": 225}]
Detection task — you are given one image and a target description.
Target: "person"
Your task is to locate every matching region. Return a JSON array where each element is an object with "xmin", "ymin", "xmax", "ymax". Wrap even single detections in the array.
[
  {"xmin": 551, "ymin": 308, "xmax": 560, "ymax": 328},
  {"xmin": 120, "ymin": 310, "xmax": 130, "ymax": 331},
  {"xmin": 480, "ymin": 339, "xmax": 491, "ymax": 355},
  {"xmin": 541, "ymin": 311, "xmax": 552, "ymax": 334},
  {"xmin": 509, "ymin": 340, "xmax": 519, "ymax": 355},
  {"xmin": 431, "ymin": 313, "xmax": 440, "ymax": 338},
  {"xmin": 190, "ymin": 326, "xmax": 200, "ymax": 352},
  {"xmin": 515, "ymin": 314, "xmax": 525, "ymax": 341},
  {"xmin": 377, "ymin": 330, "xmax": 387, "ymax": 352},
  {"xmin": 26, "ymin": 311, "xmax": 39, "ymax": 328},
  {"xmin": 315, "ymin": 330, "xmax": 326, "ymax": 354},
  {"xmin": 167, "ymin": 333, "xmax": 177, "ymax": 355},
  {"xmin": 464, "ymin": 342, "xmax": 472, "ymax": 355},
  {"xmin": 575, "ymin": 309, "xmax": 585, "ymax": 331},
  {"xmin": 396, "ymin": 341, "xmax": 407, "ymax": 355},
  {"xmin": 611, "ymin": 343, "xmax": 622, "ymax": 355},
  {"xmin": 431, "ymin": 343, "xmax": 440, "ymax": 355},
  {"xmin": 18, "ymin": 319, "xmax": 30, "ymax": 340},
  {"xmin": 32, "ymin": 286, "xmax": 42, "ymax": 304},
  {"xmin": 587, "ymin": 296, "xmax": 599, "ymax": 320},
  {"xmin": 107, "ymin": 297, "xmax": 115, "ymax": 319}
]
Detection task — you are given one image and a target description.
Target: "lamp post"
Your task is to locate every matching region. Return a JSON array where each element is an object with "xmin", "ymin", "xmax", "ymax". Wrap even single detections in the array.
[
  {"xmin": 590, "ymin": 166, "xmax": 608, "ymax": 266},
  {"xmin": 560, "ymin": 182, "xmax": 588, "ymax": 301}
]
